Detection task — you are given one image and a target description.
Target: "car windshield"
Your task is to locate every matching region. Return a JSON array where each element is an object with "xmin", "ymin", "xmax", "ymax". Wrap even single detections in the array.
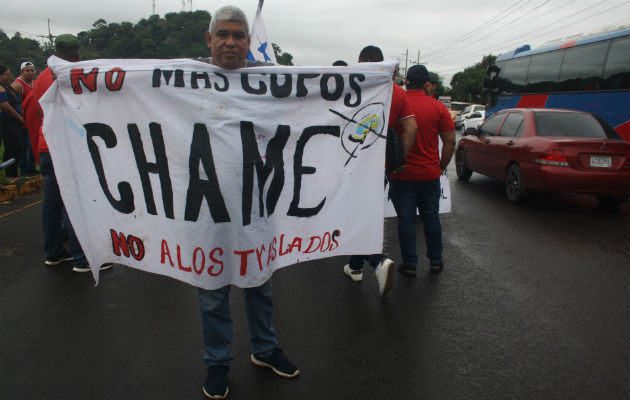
[{"xmin": 534, "ymin": 112, "xmax": 621, "ymax": 139}]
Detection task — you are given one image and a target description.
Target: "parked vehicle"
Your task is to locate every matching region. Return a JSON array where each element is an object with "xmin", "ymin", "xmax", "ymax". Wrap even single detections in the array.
[
  {"xmin": 455, "ymin": 108, "xmax": 630, "ymax": 207},
  {"xmin": 461, "ymin": 110, "xmax": 486, "ymax": 132},
  {"xmin": 454, "ymin": 104, "xmax": 485, "ymax": 130}
]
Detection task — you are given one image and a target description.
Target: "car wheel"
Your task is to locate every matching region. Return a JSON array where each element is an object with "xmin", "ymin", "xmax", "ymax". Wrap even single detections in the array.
[
  {"xmin": 505, "ymin": 164, "xmax": 526, "ymax": 203},
  {"xmin": 455, "ymin": 148, "xmax": 472, "ymax": 181},
  {"xmin": 596, "ymin": 194, "xmax": 626, "ymax": 209}
]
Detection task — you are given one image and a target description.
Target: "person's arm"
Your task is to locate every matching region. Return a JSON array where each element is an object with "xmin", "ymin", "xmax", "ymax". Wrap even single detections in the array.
[
  {"xmin": 398, "ymin": 116, "xmax": 417, "ymax": 159},
  {"xmin": 0, "ymin": 88, "xmax": 24, "ymax": 123},
  {"xmin": 10, "ymin": 81, "xmax": 23, "ymax": 95},
  {"xmin": 438, "ymin": 130, "xmax": 455, "ymax": 172}
]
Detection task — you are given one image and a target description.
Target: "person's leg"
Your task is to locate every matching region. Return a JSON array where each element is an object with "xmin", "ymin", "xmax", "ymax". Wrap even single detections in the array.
[
  {"xmin": 389, "ymin": 179, "xmax": 419, "ymax": 268},
  {"xmin": 348, "ymin": 255, "xmax": 366, "ymax": 271},
  {"xmin": 417, "ymin": 179, "xmax": 443, "ymax": 266},
  {"xmin": 19, "ymin": 128, "xmax": 36, "ymax": 174},
  {"xmin": 199, "ymin": 286, "xmax": 234, "ymax": 367},
  {"xmin": 39, "ymin": 152, "xmax": 69, "ymax": 262},
  {"xmin": 244, "ymin": 280, "xmax": 278, "ymax": 357},
  {"xmin": 65, "ymin": 210, "xmax": 89, "ymax": 270},
  {"xmin": 2, "ymin": 121, "xmax": 22, "ymax": 179}
]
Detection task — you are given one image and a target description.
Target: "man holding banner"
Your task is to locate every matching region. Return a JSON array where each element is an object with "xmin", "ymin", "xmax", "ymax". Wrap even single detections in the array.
[
  {"xmin": 199, "ymin": 6, "xmax": 298, "ymax": 399},
  {"xmin": 389, "ymin": 64, "xmax": 455, "ymax": 277},
  {"xmin": 39, "ymin": 4, "xmax": 398, "ymax": 399}
]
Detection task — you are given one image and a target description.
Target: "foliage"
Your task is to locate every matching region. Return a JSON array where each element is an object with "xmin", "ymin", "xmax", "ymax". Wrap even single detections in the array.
[
  {"xmin": 272, "ymin": 43, "xmax": 294, "ymax": 66},
  {"xmin": 449, "ymin": 54, "xmax": 496, "ymax": 103},
  {"xmin": 0, "ymin": 30, "xmax": 53, "ymax": 73},
  {"xmin": 1, "ymin": 12, "xmax": 296, "ymax": 73}
]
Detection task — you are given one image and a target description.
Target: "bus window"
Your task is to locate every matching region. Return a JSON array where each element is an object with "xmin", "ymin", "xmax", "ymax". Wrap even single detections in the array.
[
  {"xmin": 500, "ymin": 57, "xmax": 530, "ymax": 93},
  {"xmin": 525, "ymin": 51, "xmax": 564, "ymax": 93},
  {"xmin": 558, "ymin": 41, "xmax": 608, "ymax": 92},
  {"xmin": 602, "ymin": 37, "xmax": 630, "ymax": 90}
]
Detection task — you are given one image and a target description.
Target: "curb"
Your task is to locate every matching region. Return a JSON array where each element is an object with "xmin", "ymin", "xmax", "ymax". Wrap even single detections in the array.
[{"xmin": 0, "ymin": 176, "xmax": 43, "ymax": 202}]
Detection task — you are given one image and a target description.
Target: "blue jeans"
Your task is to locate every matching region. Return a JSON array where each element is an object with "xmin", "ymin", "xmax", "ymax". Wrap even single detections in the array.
[
  {"xmin": 198, "ymin": 279, "xmax": 278, "ymax": 367},
  {"xmin": 348, "ymin": 254, "xmax": 383, "ymax": 271},
  {"xmin": 39, "ymin": 152, "xmax": 87, "ymax": 266},
  {"xmin": 19, "ymin": 128, "xmax": 36, "ymax": 173},
  {"xmin": 389, "ymin": 178, "xmax": 443, "ymax": 266}
]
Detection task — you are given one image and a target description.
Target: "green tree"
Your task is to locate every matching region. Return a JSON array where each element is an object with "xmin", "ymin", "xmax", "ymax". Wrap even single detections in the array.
[
  {"xmin": 450, "ymin": 54, "xmax": 496, "ymax": 103},
  {"xmin": 272, "ymin": 43, "xmax": 294, "ymax": 66}
]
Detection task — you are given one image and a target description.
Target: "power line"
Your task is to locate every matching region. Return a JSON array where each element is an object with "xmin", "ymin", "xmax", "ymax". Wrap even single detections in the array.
[
  {"xmin": 427, "ymin": 0, "xmax": 554, "ymax": 62},
  {"xmin": 428, "ymin": 1, "xmax": 628, "ymax": 66},
  {"xmin": 423, "ymin": 0, "xmax": 527, "ymax": 58}
]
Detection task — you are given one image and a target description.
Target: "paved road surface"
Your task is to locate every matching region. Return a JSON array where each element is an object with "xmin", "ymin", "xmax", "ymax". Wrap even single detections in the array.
[{"xmin": 1, "ymin": 167, "xmax": 628, "ymax": 400}]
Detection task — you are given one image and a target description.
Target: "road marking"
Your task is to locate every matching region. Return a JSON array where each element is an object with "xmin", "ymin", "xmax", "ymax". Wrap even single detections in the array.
[{"xmin": 0, "ymin": 200, "xmax": 43, "ymax": 219}]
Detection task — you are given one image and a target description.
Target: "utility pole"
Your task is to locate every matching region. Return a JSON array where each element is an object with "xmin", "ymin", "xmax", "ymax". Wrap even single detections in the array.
[
  {"xmin": 417, "ymin": 50, "xmax": 420, "ymax": 64},
  {"xmin": 47, "ymin": 19, "xmax": 54, "ymax": 48},
  {"xmin": 403, "ymin": 49, "xmax": 408, "ymax": 79},
  {"xmin": 152, "ymin": 0, "xmax": 156, "ymax": 15}
]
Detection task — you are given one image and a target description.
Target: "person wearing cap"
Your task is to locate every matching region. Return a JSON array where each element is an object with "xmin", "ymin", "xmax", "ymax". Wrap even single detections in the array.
[
  {"xmin": 389, "ymin": 64, "xmax": 455, "ymax": 277},
  {"xmin": 11, "ymin": 61, "xmax": 39, "ymax": 176},
  {"xmin": 341, "ymin": 45, "xmax": 417, "ymax": 297},
  {"xmin": 197, "ymin": 7, "xmax": 299, "ymax": 399},
  {"xmin": 32, "ymin": 34, "xmax": 113, "ymax": 274}
]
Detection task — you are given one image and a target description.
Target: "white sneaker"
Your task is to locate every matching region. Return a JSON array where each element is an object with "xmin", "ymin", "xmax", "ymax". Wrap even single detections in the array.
[
  {"xmin": 343, "ymin": 265, "xmax": 363, "ymax": 282},
  {"xmin": 374, "ymin": 258, "xmax": 394, "ymax": 296}
]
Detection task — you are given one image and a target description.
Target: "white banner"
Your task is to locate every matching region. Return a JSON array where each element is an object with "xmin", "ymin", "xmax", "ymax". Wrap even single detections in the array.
[
  {"xmin": 247, "ymin": 0, "xmax": 277, "ymax": 64},
  {"xmin": 41, "ymin": 56, "xmax": 395, "ymax": 290}
]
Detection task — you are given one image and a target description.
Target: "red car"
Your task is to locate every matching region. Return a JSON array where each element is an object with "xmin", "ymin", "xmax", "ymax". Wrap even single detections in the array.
[{"xmin": 455, "ymin": 108, "xmax": 630, "ymax": 207}]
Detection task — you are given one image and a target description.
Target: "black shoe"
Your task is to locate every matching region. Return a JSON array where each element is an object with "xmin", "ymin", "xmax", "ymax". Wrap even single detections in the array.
[
  {"xmin": 430, "ymin": 262, "xmax": 444, "ymax": 273},
  {"xmin": 72, "ymin": 263, "xmax": 114, "ymax": 273},
  {"xmin": 45, "ymin": 254, "xmax": 73, "ymax": 266},
  {"xmin": 251, "ymin": 348, "xmax": 300, "ymax": 378},
  {"xmin": 203, "ymin": 365, "xmax": 229, "ymax": 399},
  {"xmin": 398, "ymin": 263, "xmax": 416, "ymax": 277}
]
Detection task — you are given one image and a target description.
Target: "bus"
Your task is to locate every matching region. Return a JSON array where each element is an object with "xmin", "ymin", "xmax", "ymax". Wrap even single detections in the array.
[{"xmin": 482, "ymin": 27, "xmax": 630, "ymax": 141}]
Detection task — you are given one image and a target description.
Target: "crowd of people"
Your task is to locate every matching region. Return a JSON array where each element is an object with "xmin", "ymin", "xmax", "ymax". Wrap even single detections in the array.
[{"xmin": 3, "ymin": 4, "xmax": 455, "ymax": 399}]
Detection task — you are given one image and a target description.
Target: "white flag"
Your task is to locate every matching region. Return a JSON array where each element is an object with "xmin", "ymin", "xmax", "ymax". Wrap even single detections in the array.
[{"xmin": 247, "ymin": 0, "xmax": 277, "ymax": 64}]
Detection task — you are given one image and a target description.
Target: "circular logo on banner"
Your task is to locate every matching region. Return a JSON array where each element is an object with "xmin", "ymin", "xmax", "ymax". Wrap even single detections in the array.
[{"xmin": 339, "ymin": 102, "xmax": 386, "ymax": 163}]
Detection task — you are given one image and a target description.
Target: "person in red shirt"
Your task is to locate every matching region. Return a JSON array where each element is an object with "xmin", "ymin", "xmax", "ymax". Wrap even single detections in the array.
[
  {"xmin": 389, "ymin": 64, "xmax": 455, "ymax": 277},
  {"xmin": 11, "ymin": 61, "xmax": 39, "ymax": 175},
  {"xmin": 342, "ymin": 45, "xmax": 417, "ymax": 296},
  {"xmin": 33, "ymin": 34, "xmax": 113, "ymax": 274}
]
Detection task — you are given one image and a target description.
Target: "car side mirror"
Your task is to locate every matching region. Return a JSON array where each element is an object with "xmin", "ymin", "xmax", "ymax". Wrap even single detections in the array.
[{"xmin": 464, "ymin": 127, "xmax": 478, "ymax": 136}]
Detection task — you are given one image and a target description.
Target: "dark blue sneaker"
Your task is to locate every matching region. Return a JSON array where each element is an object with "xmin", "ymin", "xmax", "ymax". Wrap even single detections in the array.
[
  {"xmin": 398, "ymin": 263, "xmax": 416, "ymax": 277},
  {"xmin": 430, "ymin": 261, "xmax": 444, "ymax": 273},
  {"xmin": 203, "ymin": 365, "xmax": 229, "ymax": 399},
  {"xmin": 251, "ymin": 348, "xmax": 300, "ymax": 378}
]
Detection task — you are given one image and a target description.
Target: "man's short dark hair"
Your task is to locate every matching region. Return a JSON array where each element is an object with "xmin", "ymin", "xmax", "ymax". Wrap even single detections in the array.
[
  {"xmin": 332, "ymin": 60, "xmax": 348, "ymax": 66},
  {"xmin": 358, "ymin": 46, "xmax": 384, "ymax": 63},
  {"xmin": 406, "ymin": 64, "xmax": 430, "ymax": 90}
]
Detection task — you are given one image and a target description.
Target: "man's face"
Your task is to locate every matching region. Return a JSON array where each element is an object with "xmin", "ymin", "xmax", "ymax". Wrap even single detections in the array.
[
  {"xmin": 206, "ymin": 21, "xmax": 250, "ymax": 70},
  {"xmin": 22, "ymin": 66, "xmax": 36, "ymax": 81}
]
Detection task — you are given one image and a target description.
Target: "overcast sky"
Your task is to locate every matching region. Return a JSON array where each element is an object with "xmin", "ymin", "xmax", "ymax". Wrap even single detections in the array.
[{"xmin": 2, "ymin": 0, "xmax": 629, "ymax": 85}]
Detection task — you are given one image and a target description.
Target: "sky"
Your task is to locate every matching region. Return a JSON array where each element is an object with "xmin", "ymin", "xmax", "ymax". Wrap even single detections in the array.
[{"xmin": 2, "ymin": 0, "xmax": 629, "ymax": 86}]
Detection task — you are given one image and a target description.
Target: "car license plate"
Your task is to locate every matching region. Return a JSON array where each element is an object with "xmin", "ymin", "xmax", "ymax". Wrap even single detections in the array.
[{"xmin": 590, "ymin": 155, "xmax": 611, "ymax": 168}]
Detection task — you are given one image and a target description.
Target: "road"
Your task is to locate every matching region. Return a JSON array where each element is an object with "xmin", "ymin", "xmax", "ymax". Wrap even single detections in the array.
[{"xmin": 1, "ymin": 163, "xmax": 628, "ymax": 400}]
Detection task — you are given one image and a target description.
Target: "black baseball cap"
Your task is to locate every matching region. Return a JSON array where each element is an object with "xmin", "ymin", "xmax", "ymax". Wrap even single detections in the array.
[{"xmin": 407, "ymin": 64, "xmax": 430, "ymax": 87}]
